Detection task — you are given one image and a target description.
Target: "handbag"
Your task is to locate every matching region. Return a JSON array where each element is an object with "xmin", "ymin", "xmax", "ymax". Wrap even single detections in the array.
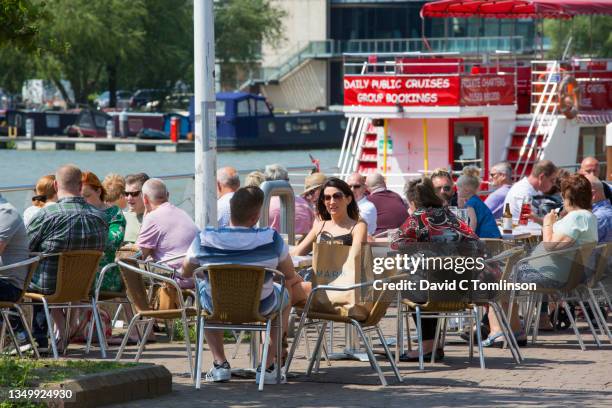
[{"xmin": 311, "ymin": 242, "xmax": 375, "ymax": 320}]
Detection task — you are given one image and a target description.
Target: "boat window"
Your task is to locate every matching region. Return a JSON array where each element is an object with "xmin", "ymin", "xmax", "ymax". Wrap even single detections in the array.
[
  {"xmin": 256, "ymin": 99, "xmax": 270, "ymax": 115},
  {"xmin": 577, "ymin": 126, "xmax": 606, "ymax": 175},
  {"xmin": 237, "ymin": 100, "xmax": 250, "ymax": 116},
  {"xmin": 45, "ymin": 114, "xmax": 60, "ymax": 128},
  {"xmin": 216, "ymin": 101, "xmax": 226, "ymax": 116},
  {"xmin": 94, "ymin": 114, "xmax": 107, "ymax": 128},
  {"xmin": 79, "ymin": 112, "xmax": 94, "ymax": 129},
  {"xmin": 452, "ymin": 121, "xmax": 485, "ymax": 171}
]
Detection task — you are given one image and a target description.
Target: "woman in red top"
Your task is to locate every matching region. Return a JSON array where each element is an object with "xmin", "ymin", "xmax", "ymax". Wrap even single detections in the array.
[{"xmin": 392, "ymin": 177, "xmax": 478, "ymax": 361}]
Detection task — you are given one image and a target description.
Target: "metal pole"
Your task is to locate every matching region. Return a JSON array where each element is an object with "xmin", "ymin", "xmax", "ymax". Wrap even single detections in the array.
[{"xmin": 194, "ymin": 0, "xmax": 218, "ymax": 229}]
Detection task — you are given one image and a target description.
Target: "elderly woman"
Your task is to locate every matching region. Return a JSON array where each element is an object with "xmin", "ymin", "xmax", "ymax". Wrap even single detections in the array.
[
  {"xmin": 456, "ymin": 166, "xmax": 501, "ymax": 239},
  {"xmin": 82, "ymin": 171, "xmax": 126, "ymax": 292},
  {"xmin": 484, "ymin": 174, "xmax": 599, "ymax": 346},
  {"xmin": 23, "ymin": 175, "xmax": 57, "ymax": 225},
  {"xmin": 291, "ymin": 177, "xmax": 367, "ymax": 255},
  {"xmin": 102, "ymin": 173, "xmax": 127, "ymax": 210},
  {"xmin": 265, "ymin": 164, "xmax": 314, "ymax": 236},
  {"xmin": 391, "ymin": 177, "xmax": 479, "ymax": 361}
]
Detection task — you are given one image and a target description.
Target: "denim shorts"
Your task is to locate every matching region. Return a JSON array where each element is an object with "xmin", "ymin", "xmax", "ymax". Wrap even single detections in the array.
[{"xmin": 198, "ymin": 281, "xmax": 289, "ymax": 316}]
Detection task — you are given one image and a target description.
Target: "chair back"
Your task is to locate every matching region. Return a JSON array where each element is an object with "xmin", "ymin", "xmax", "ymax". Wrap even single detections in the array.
[
  {"xmin": 201, "ymin": 265, "xmax": 267, "ymax": 324},
  {"xmin": 115, "ymin": 248, "xmax": 138, "ymax": 262},
  {"xmin": 19, "ymin": 257, "xmax": 40, "ymax": 300},
  {"xmin": 45, "ymin": 251, "xmax": 103, "ymax": 303},
  {"xmin": 586, "ymin": 243, "xmax": 611, "ymax": 288},
  {"xmin": 562, "ymin": 243, "xmax": 597, "ymax": 292},
  {"xmin": 118, "ymin": 257, "xmax": 154, "ymax": 313}
]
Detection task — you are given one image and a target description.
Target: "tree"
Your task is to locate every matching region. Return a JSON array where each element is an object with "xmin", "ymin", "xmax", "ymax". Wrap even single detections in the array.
[
  {"xmin": 545, "ymin": 16, "xmax": 612, "ymax": 59},
  {"xmin": 214, "ymin": 0, "xmax": 286, "ymax": 89},
  {"xmin": 0, "ymin": 0, "xmax": 47, "ymax": 49}
]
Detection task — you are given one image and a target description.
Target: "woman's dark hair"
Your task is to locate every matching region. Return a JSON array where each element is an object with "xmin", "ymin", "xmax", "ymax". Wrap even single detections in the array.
[
  {"xmin": 560, "ymin": 174, "xmax": 592, "ymax": 210},
  {"xmin": 317, "ymin": 177, "xmax": 360, "ymax": 221},
  {"xmin": 404, "ymin": 177, "xmax": 444, "ymax": 209}
]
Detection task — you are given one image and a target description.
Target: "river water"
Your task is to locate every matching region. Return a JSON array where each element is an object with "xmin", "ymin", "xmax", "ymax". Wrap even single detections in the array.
[{"xmin": 0, "ymin": 148, "xmax": 341, "ymax": 212}]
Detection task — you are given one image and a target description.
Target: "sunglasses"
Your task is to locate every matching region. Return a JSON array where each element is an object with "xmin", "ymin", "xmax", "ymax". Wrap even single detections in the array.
[
  {"xmin": 437, "ymin": 185, "xmax": 452, "ymax": 192},
  {"xmin": 490, "ymin": 172, "xmax": 499, "ymax": 178},
  {"xmin": 323, "ymin": 192, "xmax": 345, "ymax": 201},
  {"xmin": 123, "ymin": 190, "xmax": 141, "ymax": 198},
  {"xmin": 349, "ymin": 184, "xmax": 362, "ymax": 189}
]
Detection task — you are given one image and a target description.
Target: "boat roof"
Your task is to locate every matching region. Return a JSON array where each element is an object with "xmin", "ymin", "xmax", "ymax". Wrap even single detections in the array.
[{"xmin": 216, "ymin": 92, "xmax": 265, "ymax": 101}]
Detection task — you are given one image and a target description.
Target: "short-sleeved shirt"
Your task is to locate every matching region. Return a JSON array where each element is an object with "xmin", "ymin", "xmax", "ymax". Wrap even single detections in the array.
[
  {"xmin": 484, "ymin": 184, "xmax": 511, "ymax": 219},
  {"xmin": 136, "ymin": 202, "xmax": 198, "ymax": 270},
  {"xmin": 269, "ymin": 195, "xmax": 314, "ymax": 235},
  {"xmin": 0, "ymin": 195, "xmax": 30, "ymax": 288},
  {"xmin": 503, "ymin": 177, "xmax": 540, "ymax": 219},
  {"xmin": 123, "ymin": 210, "xmax": 144, "ymax": 243},
  {"xmin": 27, "ymin": 196, "xmax": 108, "ymax": 294},
  {"xmin": 466, "ymin": 195, "xmax": 501, "ymax": 239},
  {"xmin": 357, "ymin": 197, "xmax": 377, "ymax": 236},
  {"xmin": 186, "ymin": 226, "xmax": 289, "ymax": 300},
  {"xmin": 217, "ymin": 192, "xmax": 234, "ymax": 228},
  {"xmin": 592, "ymin": 200, "xmax": 612, "ymax": 243},
  {"xmin": 528, "ymin": 209, "xmax": 598, "ymax": 283},
  {"xmin": 367, "ymin": 189, "xmax": 408, "ymax": 234}
]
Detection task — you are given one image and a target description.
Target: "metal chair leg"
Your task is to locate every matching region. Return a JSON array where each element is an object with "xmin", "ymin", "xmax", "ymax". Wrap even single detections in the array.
[
  {"xmin": 0, "ymin": 314, "xmax": 7, "ymax": 353},
  {"xmin": 415, "ymin": 306, "xmax": 424, "ymax": 370},
  {"xmin": 474, "ymin": 305, "xmax": 485, "ymax": 369},
  {"xmin": 258, "ymin": 319, "xmax": 273, "ymax": 392},
  {"xmin": 42, "ymin": 299, "xmax": 58, "ymax": 359},
  {"xmin": 376, "ymin": 325, "xmax": 402, "ymax": 382},
  {"xmin": 284, "ymin": 308, "xmax": 308, "ymax": 375},
  {"xmin": 588, "ymin": 288, "xmax": 612, "ymax": 343},
  {"xmin": 563, "ymin": 300, "xmax": 586, "ymax": 351},
  {"xmin": 195, "ymin": 316, "xmax": 205, "ymax": 389},
  {"xmin": 91, "ymin": 300, "xmax": 107, "ymax": 358},
  {"xmin": 307, "ymin": 322, "xmax": 327, "ymax": 376},
  {"xmin": 430, "ymin": 317, "xmax": 443, "ymax": 364},
  {"xmin": 577, "ymin": 297, "xmax": 601, "ymax": 347},
  {"xmin": 63, "ymin": 304, "xmax": 72, "ymax": 355},
  {"xmin": 491, "ymin": 302, "xmax": 522, "ymax": 364},
  {"xmin": 135, "ymin": 319, "xmax": 154, "ymax": 362},
  {"xmin": 14, "ymin": 304, "xmax": 40, "ymax": 359},
  {"xmin": 180, "ymin": 310, "xmax": 193, "ymax": 379},
  {"xmin": 1, "ymin": 310, "xmax": 22, "ymax": 357},
  {"xmin": 353, "ymin": 321, "xmax": 387, "ymax": 386},
  {"xmin": 111, "ymin": 304, "xmax": 124, "ymax": 329},
  {"xmin": 115, "ymin": 313, "xmax": 141, "ymax": 361},
  {"xmin": 231, "ymin": 330, "xmax": 245, "ymax": 359}
]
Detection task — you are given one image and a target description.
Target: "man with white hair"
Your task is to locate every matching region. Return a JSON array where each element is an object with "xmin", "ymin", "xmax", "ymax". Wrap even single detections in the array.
[
  {"xmin": 264, "ymin": 164, "xmax": 314, "ymax": 235},
  {"xmin": 217, "ymin": 166, "xmax": 240, "ymax": 227},
  {"xmin": 136, "ymin": 178, "xmax": 197, "ymax": 269},
  {"xmin": 347, "ymin": 172, "xmax": 376, "ymax": 235},
  {"xmin": 585, "ymin": 174, "xmax": 612, "ymax": 242},
  {"xmin": 365, "ymin": 173, "xmax": 407, "ymax": 234},
  {"xmin": 484, "ymin": 162, "xmax": 513, "ymax": 218}
]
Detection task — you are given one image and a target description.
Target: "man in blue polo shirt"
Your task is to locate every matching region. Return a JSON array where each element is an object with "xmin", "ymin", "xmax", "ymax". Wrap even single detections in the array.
[{"xmin": 181, "ymin": 186, "xmax": 305, "ymax": 385}]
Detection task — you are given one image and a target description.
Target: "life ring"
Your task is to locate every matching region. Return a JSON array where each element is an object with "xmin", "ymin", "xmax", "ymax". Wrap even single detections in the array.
[{"xmin": 558, "ymin": 74, "xmax": 579, "ymax": 119}]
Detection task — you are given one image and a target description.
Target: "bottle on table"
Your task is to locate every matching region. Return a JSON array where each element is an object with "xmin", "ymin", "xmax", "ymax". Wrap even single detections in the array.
[{"xmin": 502, "ymin": 203, "xmax": 513, "ymax": 234}]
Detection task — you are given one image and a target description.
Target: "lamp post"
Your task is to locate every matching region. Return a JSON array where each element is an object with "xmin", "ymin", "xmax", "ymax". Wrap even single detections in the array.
[{"xmin": 193, "ymin": 0, "xmax": 218, "ymax": 229}]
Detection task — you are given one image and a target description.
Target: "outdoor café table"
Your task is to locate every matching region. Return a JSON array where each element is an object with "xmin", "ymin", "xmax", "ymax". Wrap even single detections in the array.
[{"xmin": 499, "ymin": 221, "xmax": 542, "ymax": 247}]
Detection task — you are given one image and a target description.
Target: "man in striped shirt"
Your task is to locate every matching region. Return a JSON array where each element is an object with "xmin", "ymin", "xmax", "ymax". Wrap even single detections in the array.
[
  {"xmin": 27, "ymin": 164, "xmax": 107, "ymax": 348},
  {"xmin": 182, "ymin": 186, "xmax": 305, "ymax": 384}
]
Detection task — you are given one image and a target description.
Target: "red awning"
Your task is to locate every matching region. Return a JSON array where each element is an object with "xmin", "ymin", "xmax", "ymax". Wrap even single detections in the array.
[{"xmin": 421, "ymin": 0, "xmax": 612, "ymax": 19}]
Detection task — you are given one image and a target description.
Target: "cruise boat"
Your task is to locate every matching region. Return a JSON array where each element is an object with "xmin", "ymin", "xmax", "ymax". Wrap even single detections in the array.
[{"xmin": 337, "ymin": 0, "xmax": 612, "ymax": 192}]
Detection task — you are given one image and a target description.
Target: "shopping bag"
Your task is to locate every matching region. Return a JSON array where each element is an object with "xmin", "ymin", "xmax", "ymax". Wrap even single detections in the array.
[{"xmin": 311, "ymin": 242, "xmax": 375, "ymax": 319}]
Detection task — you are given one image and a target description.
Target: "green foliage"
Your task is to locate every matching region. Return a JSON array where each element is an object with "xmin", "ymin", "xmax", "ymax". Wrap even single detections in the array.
[
  {"xmin": 215, "ymin": 0, "xmax": 286, "ymax": 88},
  {"xmin": 545, "ymin": 16, "xmax": 612, "ymax": 59},
  {"xmin": 0, "ymin": 0, "xmax": 47, "ymax": 50}
]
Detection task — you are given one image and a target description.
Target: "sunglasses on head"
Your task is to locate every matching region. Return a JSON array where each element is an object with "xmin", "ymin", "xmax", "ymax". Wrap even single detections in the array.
[
  {"xmin": 323, "ymin": 192, "xmax": 345, "ymax": 201},
  {"xmin": 32, "ymin": 195, "xmax": 46, "ymax": 202},
  {"xmin": 124, "ymin": 190, "xmax": 141, "ymax": 198}
]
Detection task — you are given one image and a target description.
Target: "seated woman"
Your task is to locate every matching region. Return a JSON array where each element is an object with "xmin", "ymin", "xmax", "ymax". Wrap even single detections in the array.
[
  {"xmin": 291, "ymin": 177, "xmax": 367, "ymax": 256},
  {"xmin": 82, "ymin": 171, "xmax": 126, "ymax": 292},
  {"xmin": 456, "ymin": 166, "xmax": 501, "ymax": 239},
  {"xmin": 485, "ymin": 174, "xmax": 598, "ymax": 346},
  {"xmin": 391, "ymin": 177, "xmax": 479, "ymax": 361},
  {"xmin": 23, "ymin": 174, "xmax": 58, "ymax": 226}
]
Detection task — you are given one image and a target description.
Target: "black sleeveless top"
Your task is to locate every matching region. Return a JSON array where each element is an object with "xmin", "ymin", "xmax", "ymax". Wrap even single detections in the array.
[{"xmin": 317, "ymin": 221, "xmax": 356, "ymax": 245}]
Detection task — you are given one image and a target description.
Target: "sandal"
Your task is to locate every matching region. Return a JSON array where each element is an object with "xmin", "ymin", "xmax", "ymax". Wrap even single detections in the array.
[{"xmin": 482, "ymin": 330, "xmax": 527, "ymax": 348}]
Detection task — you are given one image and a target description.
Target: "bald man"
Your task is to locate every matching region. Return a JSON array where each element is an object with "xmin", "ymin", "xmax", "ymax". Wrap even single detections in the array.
[
  {"xmin": 27, "ymin": 164, "xmax": 108, "ymax": 349},
  {"xmin": 217, "ymin": 166, "xmax": 240, "ymax": 227},
  {"xmin": 136, "ymin": 178, "xmax": 198, "ymax": 269},
  {"xmin": 365, "ymin": 173, "xmax": 408, "ymax": 234},
  {"xmin": 585, "ymin": 174, "xmax": 612, "ymax": 243},
  {"xmin": 579, "ymin": 156, "xmax": 612, "ymax": 205}
]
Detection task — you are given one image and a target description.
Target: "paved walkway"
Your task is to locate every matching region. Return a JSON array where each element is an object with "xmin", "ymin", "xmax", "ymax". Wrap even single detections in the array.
[{"xmin": 85, "ymin": 311, "xmax": 612, "ymax": 408}]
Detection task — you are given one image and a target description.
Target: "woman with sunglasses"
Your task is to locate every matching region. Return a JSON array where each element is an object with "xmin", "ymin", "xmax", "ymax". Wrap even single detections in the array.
[
  {"xmin": 23, "ymin": 174, "xmax": 58, "ymax": 226},
  {"xmin": 82, "ymin": 171, "xmax": 126, "ymax": 292},
  {"xmin": 291, "ymin": 177, "xmax": 367, "ymax": 255}
]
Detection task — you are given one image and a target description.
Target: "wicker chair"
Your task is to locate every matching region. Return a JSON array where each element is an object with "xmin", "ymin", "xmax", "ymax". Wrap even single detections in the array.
[
  {"xmin": 285, "ymin": 275, "xmax": 403, "ymax": 386},
  {"xmin": 115, "ymin": 258, "xmax": 196, "ymax": 377},
  {"xmin": 508, "ymin": 243, "xmax": 597, "ymax": 350},
  {"xmin": 85, "ymin": 248, "xmax": 140, "ymax": 352},
  {"xmin": 24, "ymin": 250, "xmax": 105, "ymax": 359},
  {"xmin": 192, "ymin": 264, "xmax": 287, "ymax": 391},
  {"xmin": 0, "ymin": 256, "xmax": 40, "ymax": 358}
]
